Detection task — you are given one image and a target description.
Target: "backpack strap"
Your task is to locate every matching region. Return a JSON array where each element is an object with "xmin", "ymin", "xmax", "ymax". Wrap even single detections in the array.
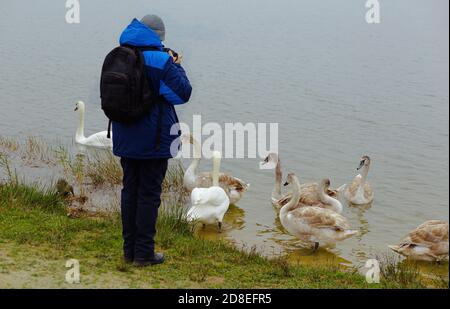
[
  {"xmin": 139, "ymin": 46, "xmax": 162, "ymax": 52},
  {"xmin": 107, "ymin": 120, "xmax": 112, "ymax": 139},
  {"xmin": 121, "ymin": 44, "xmax": 161, "ymax": 52}
]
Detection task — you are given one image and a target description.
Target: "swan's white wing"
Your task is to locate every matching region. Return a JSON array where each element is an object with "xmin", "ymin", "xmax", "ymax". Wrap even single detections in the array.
[
  {"xmin": 81, "ymin": 131, "xmax": 112, "ymax": 148},
  {"xmin": 190, "ymin": 188, "xmax": 203, "ymax": 204},
  {"xmin": 204, "ymin": 187, "xmax": 230, "ymax": 206},
  {"xmin": 188, "ymin": 186, "xmax": 230, "ymax": 224},
  {"xmin": 191, "ymin": 187, "xmax": 229, "ymax": 207}
]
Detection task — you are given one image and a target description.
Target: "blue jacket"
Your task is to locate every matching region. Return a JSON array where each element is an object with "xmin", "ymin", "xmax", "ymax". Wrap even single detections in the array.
[{"xmin": 112, "ymin": 19, "xmax": 192, "ymax": 159}]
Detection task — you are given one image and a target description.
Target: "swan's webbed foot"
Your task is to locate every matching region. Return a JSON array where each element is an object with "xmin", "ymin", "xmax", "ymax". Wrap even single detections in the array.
[{"xmin": 217, "ymin": 222, "xmax": 222, "ymax": 233}]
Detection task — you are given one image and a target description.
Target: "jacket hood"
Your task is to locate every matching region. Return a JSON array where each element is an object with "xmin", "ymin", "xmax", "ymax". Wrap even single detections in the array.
[{"xmin": 119, "ymin": 18, "xmax": 163, "ymax": 49}]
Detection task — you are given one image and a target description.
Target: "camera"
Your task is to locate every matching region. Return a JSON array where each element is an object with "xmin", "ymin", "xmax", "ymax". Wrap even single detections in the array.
[{"xmin": 163, "ymin": 47, "xmax": 179, "ymax": 61}]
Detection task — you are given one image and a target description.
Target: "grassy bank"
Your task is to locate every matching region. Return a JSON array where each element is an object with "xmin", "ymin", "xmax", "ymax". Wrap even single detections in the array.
[
  {"xmin": 0, "ymin": 136, "xmax": 447, "ymax": 288},
  {"xmin": 0, "ymin": 181, "xmax": 440, "ymax": 289}
]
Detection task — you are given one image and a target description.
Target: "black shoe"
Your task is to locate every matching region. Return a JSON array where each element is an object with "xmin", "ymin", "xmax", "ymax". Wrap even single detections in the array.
[
  {"xmin": 134, "ymin": 253, "xmax": 165, "ymax": 267},
  {"xmin": 123, "ymin": 256, "xmax": 134, "ymax": 264}
]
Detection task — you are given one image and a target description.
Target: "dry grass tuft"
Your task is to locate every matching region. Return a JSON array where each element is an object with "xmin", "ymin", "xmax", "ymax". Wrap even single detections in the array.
[
  {"xmin": 0, "ymin": 152, "xmax": 18, "ymax": 184},
  {"xmin": 0, "ymin": 136, "xmax": 20, "ymax": 152},
  {"xmin": 55, "ymin": 147, "xmax": 87, "ymax": 198},
  {"xmin": 21, "ymin": 136, "xmax": 55, "ymax": 164},
  {"xmin": 376, "ymin": 253, "xmax": 424, "ymax": 288},
  {"xmin": 86, "ymin": 152, "xmax": 122, "ymax": 187},
  {"xmin": 162, "ymin": 161, "xmax": 187, "ymax": 195}
]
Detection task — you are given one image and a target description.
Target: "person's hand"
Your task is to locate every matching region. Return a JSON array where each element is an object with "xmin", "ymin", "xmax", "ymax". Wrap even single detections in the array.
[{"xmin": 168, "ymin": 50, "xmax": 183, "ymax": 64}]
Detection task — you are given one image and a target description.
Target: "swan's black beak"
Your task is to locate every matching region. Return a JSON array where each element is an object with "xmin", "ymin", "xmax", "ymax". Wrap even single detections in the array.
[
  {"xmin": 260, "ymin": 156, "xmax": 269, "ymax": 165},
  {"xmin": 356, "ymin": 160, "xmax": 364, "ymax": 170},
  {"xmin": 283, "ymin": 181, "xmax": 289, "ymax": 186},
  {"xmin": 74, "ymin": 107, "xmax": 78, "ymax": 111}
]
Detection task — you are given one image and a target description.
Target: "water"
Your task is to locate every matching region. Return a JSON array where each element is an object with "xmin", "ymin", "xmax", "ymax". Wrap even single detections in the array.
[{"xmin": 0, "ymin": 0, "xmax": 448, "ymax": 272}]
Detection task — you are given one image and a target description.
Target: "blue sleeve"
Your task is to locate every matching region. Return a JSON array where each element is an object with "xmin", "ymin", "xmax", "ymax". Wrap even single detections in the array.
[{"xmin": 159, "ymin": 59, "xmax": 192, "ymax": 105}]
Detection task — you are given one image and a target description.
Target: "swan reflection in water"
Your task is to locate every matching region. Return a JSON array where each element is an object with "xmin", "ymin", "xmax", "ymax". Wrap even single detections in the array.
[
  {"xmin": 257, "ymin": 210, "xmax": 352, "ymax": 268},
  {"xmin": 194, "ymin": 204, "xmax": 246, "ymax": 241}
]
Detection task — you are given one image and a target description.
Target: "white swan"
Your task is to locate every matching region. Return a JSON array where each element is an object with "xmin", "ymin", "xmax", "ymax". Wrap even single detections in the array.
[
  {"xmin": 261, "ymin": 153, "xmax": 342, "ymax": 213},
  {"xmin": 389, "ymin": 220, "xmax": 449, "ymax": 262},
  {"xmin": 339, "ymin": 155, "xmax": 374, "ymax": 205},
  {"xmin": 187, "ymin": 151, "xmax": 230, "ymax": 231},
  {"xmin": 182, "ymin": 134, "xmax": 249, "ymax": 205},
  {"xmin": 74, "ymin": 101, "xmax": 112, "ymax": 148},
  {"xmin": 279, "ymin": 173, "xmax": 358, "ymax": 250}
]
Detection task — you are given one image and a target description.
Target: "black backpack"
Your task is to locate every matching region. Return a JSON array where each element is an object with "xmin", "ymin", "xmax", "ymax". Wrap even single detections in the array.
[{"xmin": 100, "ymin": 45, "xmax": 158, "ymax": 138}]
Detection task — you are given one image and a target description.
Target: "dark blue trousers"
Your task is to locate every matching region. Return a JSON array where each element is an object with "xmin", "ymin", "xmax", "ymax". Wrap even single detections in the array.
[{"xmin": 120, "ymin": 158, "xmax": 168, "ymax": 262}]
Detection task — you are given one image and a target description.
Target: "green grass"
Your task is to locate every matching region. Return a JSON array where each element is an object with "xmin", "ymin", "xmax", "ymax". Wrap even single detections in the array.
[
  {"xmin": 0, "ymin": 139, "xmax": 447, "ymax": 289},
  {"xmin": 0, "ymin": 181, "xmax": 379, "ymax": 289}
]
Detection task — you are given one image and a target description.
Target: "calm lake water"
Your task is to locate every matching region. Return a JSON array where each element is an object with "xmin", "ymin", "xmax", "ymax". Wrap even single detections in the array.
[{"xmin": 0, "ymin": 0, "xmax": 448, "ymax": 272}]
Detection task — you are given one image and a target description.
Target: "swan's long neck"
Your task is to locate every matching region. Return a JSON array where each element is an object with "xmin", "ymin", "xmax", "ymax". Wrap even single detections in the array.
[
  {"xmin": 280, "ymin": 176, "xmax": 300, "ymax": 216},
  {"xmin": 76, "ymin": 108, "xmax": 85, "ymax": 140},
  {"xmin": 359, "ymin": 165, "xmax": 369, "ymax": 185},
  {"xmin": 212, "ymin": 154, "xmax": 221, "ymax": 187},
  {"xmin": 319, "ymin": 185, "xmax": 343, "ymax": 213},
  {"xmin": 272, "ymin": 158, "xmax": 282, "ymax": 200}
]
